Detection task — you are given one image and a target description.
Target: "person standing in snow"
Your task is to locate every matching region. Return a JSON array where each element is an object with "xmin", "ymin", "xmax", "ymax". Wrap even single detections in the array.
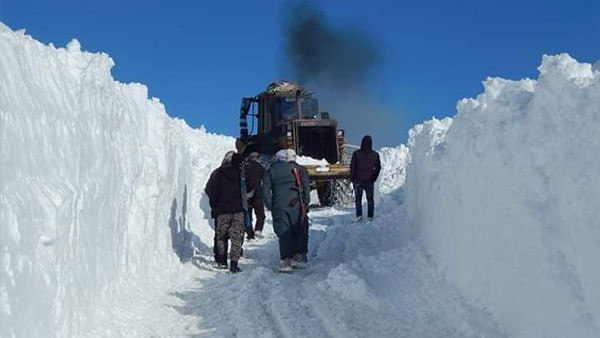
[
  {"xmin": 241, "ymin": 159, "xmax": 256, "ymax": 241},
  {"xmin": 244, "ymin": 152, "xmax": 266, "ymax": 238},
  {"xmin": 350, "ymin": 135, "xmax": 381, "ymax": 222},
  {"xmin": 206, "ymin": 151, "xmax": 234, "ymax": 264},
  {"xmin": 262, "ymin": 149, "xmax": 310, "ymax": 272},
  {"xmin": 205, "ymin": 152, "xmax": 245, "ymax": 273}
]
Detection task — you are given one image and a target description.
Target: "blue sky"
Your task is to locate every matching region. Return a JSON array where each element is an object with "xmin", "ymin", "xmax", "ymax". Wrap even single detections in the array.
[{"xmin": 2, "ymin": 0, "xmax": 598, "ymax": 147}]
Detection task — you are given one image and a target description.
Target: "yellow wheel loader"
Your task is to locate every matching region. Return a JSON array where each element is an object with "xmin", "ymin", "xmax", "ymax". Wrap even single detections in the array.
[{"xmin": 235, "ymin": 81, "xmax": 351, "ymax": 206}]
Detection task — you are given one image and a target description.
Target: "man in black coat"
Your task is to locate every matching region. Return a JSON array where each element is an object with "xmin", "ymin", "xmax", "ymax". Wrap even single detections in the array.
[
  {"xmin": 206, "ymin": 151, "xmax": 234, "ymax": 264},
  {"xmin": 244, "ymin": 152, "xmax": 266, "ymax": 238},
  {"xmin": 349, "ymin": 135, "xmax": 381, "ymax": 222},
  {"xmin": 205, "ymin": 152, "xmax": 245, "ymax": 273}
]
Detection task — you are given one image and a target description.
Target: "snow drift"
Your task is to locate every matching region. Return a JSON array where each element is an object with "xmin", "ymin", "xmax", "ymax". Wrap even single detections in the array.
[
  {"xmin": 405, "ymin": 54, "xmax": 600, "ymax": 338},
  {"xmin": 0, "ymin": 23, "xmax": 234, "ymax": 337}
]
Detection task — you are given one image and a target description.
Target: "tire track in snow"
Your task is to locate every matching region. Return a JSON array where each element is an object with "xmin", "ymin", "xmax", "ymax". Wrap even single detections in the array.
[
  {"xmin": 262, "ymin": 277, "xmax": 296, "ymax": 338},
  {"xmin": 228, "ymin": 267, "xmax": 285, "ymax": 338},
  {"xmin": 250, "ymin": 208, "xmax": 355, "ymax": 338},
  {"xmin": 302, "ymin": 280, "xmax": 349, "ymax": 338},
  {"xmin": 236, "ymin": 215, "xmax": 343, "ymax": 338},
  {"xmin": 263, "ymin": 272, "xmax": 338, "ymax": 338}
]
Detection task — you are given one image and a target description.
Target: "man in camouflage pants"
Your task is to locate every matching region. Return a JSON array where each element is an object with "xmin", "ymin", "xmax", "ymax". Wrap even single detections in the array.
[
  {"xmin": 214, "ymin": 213, "xmax": 244, "ymax": 269},
  {"xmin": 205, "ymin": 152, "xmax": 245, "ymax": 273}
]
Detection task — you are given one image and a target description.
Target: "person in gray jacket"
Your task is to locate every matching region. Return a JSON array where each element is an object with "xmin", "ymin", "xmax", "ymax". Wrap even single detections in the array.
[{"xmin": 262, "ymin": 149, "xmax": 310, "ymax": 272}]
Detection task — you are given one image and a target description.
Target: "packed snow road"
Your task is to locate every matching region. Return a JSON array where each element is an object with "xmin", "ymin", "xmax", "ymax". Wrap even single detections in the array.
[{"xmin": 125, "ymin": 206, "xmax": 506, "ymax": 338}]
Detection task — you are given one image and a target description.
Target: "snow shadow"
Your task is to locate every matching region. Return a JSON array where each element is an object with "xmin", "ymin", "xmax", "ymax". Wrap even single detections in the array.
[
  {"xmin": 198, "ymin": 190, "xmax": 214, "ymax": 230},
  {"xmin": 169, "ymin": 185, "xmax": 207, "ymax": 262},
  {"xmin": 169, "ymin": 249, "xmax": 274, "ymax": 337}
]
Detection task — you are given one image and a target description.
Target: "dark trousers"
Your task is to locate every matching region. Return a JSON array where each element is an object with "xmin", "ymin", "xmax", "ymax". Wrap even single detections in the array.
[
  {"xmin": 250, "ymin": 197, "xmax": 266, "ymax": 232},
  {"xmin": 354, "ymin": 181, "xmax": 374, "ymax": 218},
  {"xmin": 278, "ymin": 223, "xmax": 308, "ymax": 260},
  {"xmin": 244, "ymin": 213, "xmax": 255, "ymax": 239},
  {"xmin": 213, "ymin": 219, "xmax": 227, "ymax": 262}
]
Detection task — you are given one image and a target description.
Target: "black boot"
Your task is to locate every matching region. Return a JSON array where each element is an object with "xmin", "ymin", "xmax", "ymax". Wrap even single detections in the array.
[
  {"xmin": 245, "ymin": 227, "xmax": 255, "ymax": 240},
  {"xmin": 229, "ymin": 260, "xmax": 241, "ymax": 273},
  {"xmin": 218, "ymin": 254, "xmax": 228, "ymax": 269}
]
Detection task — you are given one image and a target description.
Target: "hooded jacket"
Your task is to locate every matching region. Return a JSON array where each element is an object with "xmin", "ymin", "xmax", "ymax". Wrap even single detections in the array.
[
  {"xmin": 205, "ymin": 154, "xmax": 244, "ymax": 217},
  {"xmin": 262, "ymin": 159, "xmax": 310, "ymax": 236},
  {"xmin": 243, "ymin": 154, "xmax": 265, "ymax": 200},
  {"xmin": 350, "ymin": 135, "xmax": 382, "ymax": 183}
]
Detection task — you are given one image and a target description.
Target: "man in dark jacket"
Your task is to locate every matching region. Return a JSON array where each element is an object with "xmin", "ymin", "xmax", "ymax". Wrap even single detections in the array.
[
  {"xmin": 262, "ymin": 149, "xmax": 310, "ymax": 272},
  {"xmin": 350, "ymin": 135, "xmax": 381, "ymax": 222},
  {"xmin": 244, "ymin": 152, "xmax": 266, "ymax": 238},
  {"xmin": 207, "ymin": 151, "xmax": 234, "ymax": 264},
  {"xmin": 205, "ymin": 152, "xmax": 245, "ymax": 273}
]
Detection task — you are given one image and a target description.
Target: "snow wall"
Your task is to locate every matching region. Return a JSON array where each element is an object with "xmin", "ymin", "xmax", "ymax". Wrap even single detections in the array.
[
  {"xmin": 0, "ymin": 23, "xmax": 234, "ymax": 337},
  {"xmin": 405, "ymin": 54, "xmax": 600, "ymax": 338}
]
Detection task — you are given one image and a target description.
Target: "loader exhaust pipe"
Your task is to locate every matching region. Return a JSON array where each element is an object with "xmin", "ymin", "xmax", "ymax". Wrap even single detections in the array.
[{"xmin": 295, "ymin": 89, "xmax": 303, "ymax": 120}]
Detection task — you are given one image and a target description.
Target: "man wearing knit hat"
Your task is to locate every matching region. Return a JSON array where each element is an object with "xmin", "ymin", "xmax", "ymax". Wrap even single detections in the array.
[{"xmin": 205, "ymin": 152, "xmax": 245, "ymax": 273}]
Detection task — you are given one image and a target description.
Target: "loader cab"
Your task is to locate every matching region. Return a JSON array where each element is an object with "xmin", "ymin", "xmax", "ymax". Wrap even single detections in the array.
[
  {"xmin": 271, "ymin": 96, "xmax": 319, "ymax": 122},
  {"xmin": 256, "ymin": 94, "xmax": 318, "ymax": 133},
  {"xmin": 237, "ymin": 82, "xmax": 343, "ymax": 165}
]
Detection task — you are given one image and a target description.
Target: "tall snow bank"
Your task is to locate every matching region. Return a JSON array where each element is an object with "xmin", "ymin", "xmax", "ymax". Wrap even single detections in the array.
[
  {"xmin": 377, "ymin": 144, "xmax": 409, "ymax": 196},
  {"xmin": 405, "ymin": 54, "xmax": 600, "ymax": 337},
  {"xmin": 0, "ymin": 22, "xmax": 234, "ymax": 337}
]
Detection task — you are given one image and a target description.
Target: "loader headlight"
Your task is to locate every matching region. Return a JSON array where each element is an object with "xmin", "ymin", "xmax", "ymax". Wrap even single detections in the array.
[{"xmin": 337, "ymin": 129, "xmax": 344, "ymax": 136}]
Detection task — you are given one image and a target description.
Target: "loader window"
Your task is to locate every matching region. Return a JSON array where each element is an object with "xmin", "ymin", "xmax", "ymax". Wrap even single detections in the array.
[
  {"xmin": 272, "ymin": 97, "xmax": 319, "ymax": 122},
  {"xmin": 301, "ymin": 98, "xmax": 318, "ymax": 118},
  {"xmin": 277, "ymin": 98, "xmax": 297, "ymax": 121}
]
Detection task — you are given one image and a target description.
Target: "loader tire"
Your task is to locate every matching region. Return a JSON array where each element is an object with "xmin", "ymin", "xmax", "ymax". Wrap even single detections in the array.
[{"xmin": 317, "ymin": 182, "xmax": 333, "ymax": 207}]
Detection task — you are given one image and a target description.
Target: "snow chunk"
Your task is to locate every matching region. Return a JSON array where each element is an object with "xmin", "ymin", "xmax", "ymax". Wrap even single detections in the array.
[
  {"xmin": 296, "ymin": 155, "xmax": 329, "ymax": 166},
  {"xmin": 378, "ymin": 145, "xmax": 409, "ymax": 195},
  {"xmin": 0, "ymin": 22, "xmax": 10, "ymax": 33},
  {"xmin": 408, "ymin": 117, "xmax": 452, "ymax": 156},
  {"xmin": 539, "ymin": 53, "xmax": 595, "ymax": 86},
  {"xmin": 323, "ymin": 263, "xmax": 378, "ymax": 309},
  {"xmin": 66, "ymin": 39, "xmax": 81, "ymax": 53}
]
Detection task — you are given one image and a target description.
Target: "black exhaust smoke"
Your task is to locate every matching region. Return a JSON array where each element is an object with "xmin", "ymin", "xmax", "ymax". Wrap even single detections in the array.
[
  {"xmin": 281, "ymin": 1, "xmax": 404, "ymax": 147},
  {"xmin": 282, "ymin": 1, "xmax": 380, "ymax": 87}
]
